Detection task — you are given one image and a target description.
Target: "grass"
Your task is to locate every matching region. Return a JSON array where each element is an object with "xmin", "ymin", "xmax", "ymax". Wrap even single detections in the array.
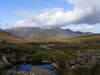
[{"xmin": 0, "ymin": 34, "xmax": 100, "ymax": 75}]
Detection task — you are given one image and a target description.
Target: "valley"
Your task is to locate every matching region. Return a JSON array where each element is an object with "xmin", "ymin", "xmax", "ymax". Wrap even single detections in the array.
[{"xmin": 0, "ymin": 29, "xmax": 100, "ymax": 75}]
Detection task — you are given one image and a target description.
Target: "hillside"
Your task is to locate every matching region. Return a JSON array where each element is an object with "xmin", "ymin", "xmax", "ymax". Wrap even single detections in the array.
[
  {"xmin": 68, "ymin": 34, "xmax": 100, "ymax": 43},
  {"xmin": 0, "ymin": 33, "xmax": 100, "ymax": 75},
  {"xmin": 65, "ymin": 34, "xmax": 100, "ymax": 51},
  {"xmin": 6, "ymin": 27, "xmax": 90, "ymax": 40},
  {"xmin": 0, "ymin": 29, "xmax": 16, "ymax": 40}
]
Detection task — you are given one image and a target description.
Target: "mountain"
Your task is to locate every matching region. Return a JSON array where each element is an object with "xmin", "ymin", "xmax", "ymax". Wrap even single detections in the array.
[
  {"xmin": 0, "ymin": 28, "xmax": 16, "ymax": 40},
  {"xmin": 6, "ymin": 27, "xmax": 91, "ymax": 40}
]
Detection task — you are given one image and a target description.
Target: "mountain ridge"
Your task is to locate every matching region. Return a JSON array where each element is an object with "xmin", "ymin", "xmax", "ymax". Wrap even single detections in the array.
[{"xmin": 6, "ymin": 27, "xmax": 92, "ymax": 40}]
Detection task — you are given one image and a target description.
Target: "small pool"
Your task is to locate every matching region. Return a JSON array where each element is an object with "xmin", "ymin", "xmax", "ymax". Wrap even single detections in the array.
[{"xmin": 12, "ymin": 64, "xmax": 57, "ymax": 73}]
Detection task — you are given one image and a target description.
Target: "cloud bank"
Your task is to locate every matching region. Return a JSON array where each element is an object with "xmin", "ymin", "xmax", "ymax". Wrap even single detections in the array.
[
  {"xmin": 62, "ymin": 24, "xmax": 95, "ymax": 32},
  {"xmin": 14, "ymin": 0, "xmax": 100, "ymax": 28}
]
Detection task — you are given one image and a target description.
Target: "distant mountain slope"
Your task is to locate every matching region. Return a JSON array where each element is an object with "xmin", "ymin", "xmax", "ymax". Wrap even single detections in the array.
[
  {"xmin": 69, "ymin": 34, "xmax": 100, "ymax": 43},
  {"xmin": 0, "ymin": 29, "xmax": 16, "ymax": 40},
  {"xmin": 6, "ymin": 27, "xmax": 91, "ymax": 40}
]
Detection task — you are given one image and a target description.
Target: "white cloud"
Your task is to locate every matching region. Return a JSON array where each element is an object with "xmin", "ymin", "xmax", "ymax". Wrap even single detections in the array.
[
  {"xmin": 67, "ymin": 0, "xmax": 100, "ymax": 24},
  {"xmin": 62, "ymin": 24, "xmax": 95, "ymax": 32},
  {"xmin": 71, "ymin": 25, "xmax": 95, "ymax": 31},
  {"xmin": 86, "ymin": 26, "xmax": 95, "ymax": 30},
  {"xmin": 14, "ymin": 0, "xmax": 100, "ymax": 28}
]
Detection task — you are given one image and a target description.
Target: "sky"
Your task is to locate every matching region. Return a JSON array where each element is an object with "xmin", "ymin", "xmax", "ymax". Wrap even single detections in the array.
[{"xmin": 0, "ymin": 0, "xmax": 100, "ymax": 33}]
